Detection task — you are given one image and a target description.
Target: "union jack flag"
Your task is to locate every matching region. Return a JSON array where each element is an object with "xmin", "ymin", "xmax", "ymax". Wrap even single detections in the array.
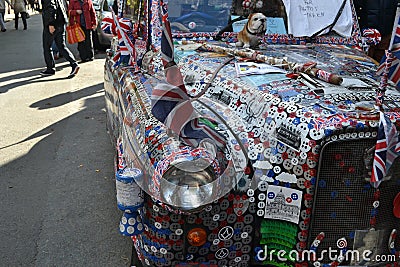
[
  {"xmin": 391, "ymin": 11, "xmax": 400, "ymax": 58},
  {"xmin": 377, "ymin": 51, "xmax": 400, "ymax": 87},
  {"xmin": 151, "ymin": 82, "xmax": 226, "ymax": 148},
  {"xmin": 111, "ymin": 11, "xmax": 137, "ymax": 68},
  {"xmin": 151, "ymin": 1, "xmax": 226, "ymax": 149},
  {"xmin": 101, "ymin": 15, "xmax": 115, "ymax": 35},
  {"xmin": 376, "ymin": 6, "xmax": 400, "ymax": 89},
  {"xmin": 370, "ymin": 112, "xmax": 400, "ymax": 188}
]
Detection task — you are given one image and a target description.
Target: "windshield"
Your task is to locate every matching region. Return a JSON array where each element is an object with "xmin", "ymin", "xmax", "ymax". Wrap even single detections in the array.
[
  {"xmin": 169, "ymin": 0, "xmax": 356, "ymax": 39},
  {"xmin": 92, "ymin": 0, "xmax": 114, "ymax": 12},
  {"xmin": 169, "ymin": 0, "xmax": 232, "ymax": 33}
]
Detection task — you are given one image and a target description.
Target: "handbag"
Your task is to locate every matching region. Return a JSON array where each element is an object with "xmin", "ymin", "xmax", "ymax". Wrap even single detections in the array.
[{"xmin": 66, "ymin": 19, "xmax": 85, "ymax": 44}]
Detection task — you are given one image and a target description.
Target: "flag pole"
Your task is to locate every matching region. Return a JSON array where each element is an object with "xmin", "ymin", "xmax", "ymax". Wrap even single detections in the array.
[{"xmin": 376, "ymin": 3, "xmax": 400, "ymax": 110}]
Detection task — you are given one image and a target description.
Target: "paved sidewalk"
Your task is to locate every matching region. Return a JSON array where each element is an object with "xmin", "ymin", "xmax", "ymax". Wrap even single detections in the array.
[{"xmin": 0, "ymin": 12, "xmax": 132, "ymax": 267}]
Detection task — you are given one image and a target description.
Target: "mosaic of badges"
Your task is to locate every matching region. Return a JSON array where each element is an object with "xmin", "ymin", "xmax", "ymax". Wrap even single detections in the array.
[
  {"xmin": 103, "ymin": 0, "xmax": 400, "ymax": 266},
  {"xmin": 137, "ymin": 194, "xmax": 255, "ymax": 266},
  {"xmin": 119, "ymin": 211, "xmax": 144, "ymax": 236}
]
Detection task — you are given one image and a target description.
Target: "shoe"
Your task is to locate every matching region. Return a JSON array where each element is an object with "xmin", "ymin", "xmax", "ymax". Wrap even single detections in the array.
[
  {"xmin": 23, "ymin": 27, "xmax": 27, "ymax": 30},
  {"xmin": 69, "ymin": 64, "xmax": 80, "ymax": 77},
  {"xmin": 40, "ymin": 69, "xmax": 55, "ymax": 76},
  {"xmin": 1, "ymin": 29, "xmax": 6, "ymax": 32}
]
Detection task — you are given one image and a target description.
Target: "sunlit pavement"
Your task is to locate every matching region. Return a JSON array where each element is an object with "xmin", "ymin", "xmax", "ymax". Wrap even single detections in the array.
[{"xmin": 0, "ymin": 13, "xmax": 132, "ymax": 266}]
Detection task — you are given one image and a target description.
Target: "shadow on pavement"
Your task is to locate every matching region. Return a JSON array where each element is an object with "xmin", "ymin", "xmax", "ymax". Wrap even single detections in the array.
[
  {"xmin": 0, "ymin": 61, "xmax": 70, "ymax": 85},
  {"xmin": 29, "ymin": 83, "xmax": 104, "ymax": 110},
  {"xmin": 0, "ymin": 59, "xmax": 105, "ymax": 94},
  {"xmin": 0, "ymin": 12, "xmax": 130, "ymax": 266},
  {"xmin": 0, "ymin": 84, "xmax": 132, "ymax": 266}
]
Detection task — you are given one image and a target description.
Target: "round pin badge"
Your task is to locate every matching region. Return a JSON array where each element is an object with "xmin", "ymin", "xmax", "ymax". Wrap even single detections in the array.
[{"xmin": 393, "ymin": 192, "xmax": 400, "ymax": 218}]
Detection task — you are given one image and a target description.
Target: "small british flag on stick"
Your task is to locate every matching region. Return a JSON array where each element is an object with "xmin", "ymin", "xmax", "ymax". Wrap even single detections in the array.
[{"xmin": 370, "ymin": 112, "xmax": 400, "ymax": 188}]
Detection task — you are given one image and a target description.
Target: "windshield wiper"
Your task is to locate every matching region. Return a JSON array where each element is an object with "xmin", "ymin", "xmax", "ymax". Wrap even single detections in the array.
[
  {"xmin": 214, "ymin": 15, "xmax": 246, "ymax": 40},
  {"xmin": 311, "ymin": 0, "xmax": 347, "ymax": 38}
]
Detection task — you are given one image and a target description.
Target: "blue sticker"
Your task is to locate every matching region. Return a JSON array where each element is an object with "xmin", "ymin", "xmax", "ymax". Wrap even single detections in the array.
[{"xmin": 266, "ymin": 17, "xmax": 287, "ymax": 34}]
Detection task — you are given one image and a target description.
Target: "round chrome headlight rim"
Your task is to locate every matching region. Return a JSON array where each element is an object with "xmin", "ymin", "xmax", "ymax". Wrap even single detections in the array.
[{"xmin": 160, "ymin": 159, "xmax": 217, "ymax": 211}]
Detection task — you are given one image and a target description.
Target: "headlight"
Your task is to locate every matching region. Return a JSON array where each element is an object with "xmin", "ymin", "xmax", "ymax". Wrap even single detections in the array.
[{"xmin": 160, "ymin": 158, "xmax": 217, "ymax": 211}]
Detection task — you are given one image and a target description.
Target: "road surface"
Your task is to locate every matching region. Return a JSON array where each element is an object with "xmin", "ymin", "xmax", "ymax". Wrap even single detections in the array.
[{"xmin": 0, "ymin": 12, "xmax": 132, "ymax": 267}]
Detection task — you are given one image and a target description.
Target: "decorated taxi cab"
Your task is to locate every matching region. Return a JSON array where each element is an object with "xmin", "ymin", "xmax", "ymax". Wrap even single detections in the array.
[{"xmin": 103, "ymin": 0, "xmax": 400, "ymax": 266}]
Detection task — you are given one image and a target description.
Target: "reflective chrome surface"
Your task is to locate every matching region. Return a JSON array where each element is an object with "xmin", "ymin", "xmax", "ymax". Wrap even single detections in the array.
[{"xmin": 161, "ymin": 159, "xmax": 216, "ymax": 210}]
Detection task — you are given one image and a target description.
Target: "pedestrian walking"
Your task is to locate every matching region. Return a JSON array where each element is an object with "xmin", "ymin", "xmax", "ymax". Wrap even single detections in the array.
[
  {"xmin": 34, "ymin": 0, "xmax": 40, "ymax": 11},
  {"xmin": 354, "ymin": 0, "xmax": 399, "ymax": 62},
  {"xmin": 0, "ymin": 0, "xmax": 12, "ymax": 32},
  {"xmin": 27, "ymin": 0, "xmax": 33, "ymax": 10},
  {"xmin": 68, "ymin": 0, "xmax": 97, "ymax": 62},
  {"xmin": 41, "ymin": 0, "xmax": 79, "ymax": 76},
  {"xmin": 11, "ymin": 0, "xmax": 27, "ymax": 30}
]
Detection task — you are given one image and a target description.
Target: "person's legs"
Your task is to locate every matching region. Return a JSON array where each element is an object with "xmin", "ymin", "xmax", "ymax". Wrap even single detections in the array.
[
  {"xmin": 14, "ymin": 12, "xmax": 18, "ymax": 29},
  {"xmin": 42, "ymin": 27, "xmax": 55, "ymax": 72},
  {"xmin": 78, "ymin": 28, "xmax": 94, "ymax": 61},
  {"xmin": 0, "ymin": 11, "xmax": 6, "ymax": 31},
  {"xmin": 35, "ymin": 0, "xmax": 40, "ymax": 11},
  {"xmin": 54, "ymin": 25, "xmax": 77, "ymax": 66},
  {"xmin": 53, "ymin": 25, "xmax": 79, "ymax": 75},
  {"xmin": 85, "ymin": 29, "xmax": 94, "ymax": 60},
  {"xmin": 77, "ymin": 38, "xmax": 86, "ymax": 60},
  {"xmin": 21, "ymin": 12, "xmax": 27, "ymax": 30}
]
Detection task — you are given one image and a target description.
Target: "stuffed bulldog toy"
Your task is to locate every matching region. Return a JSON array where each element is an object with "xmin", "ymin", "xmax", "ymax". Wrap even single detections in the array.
[{"xmin": 236, "ymin": 13, "xmax": 267, "ymax": 48}]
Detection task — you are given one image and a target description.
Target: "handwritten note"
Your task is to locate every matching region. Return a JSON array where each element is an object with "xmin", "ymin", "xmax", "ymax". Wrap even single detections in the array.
[
  {"xmin": 282, "ymin": 0, "xmax": 353, "ymax": 37},
  {"xmin": 298, "ymin": 0, "xmax": 325, "ymax": 18}
]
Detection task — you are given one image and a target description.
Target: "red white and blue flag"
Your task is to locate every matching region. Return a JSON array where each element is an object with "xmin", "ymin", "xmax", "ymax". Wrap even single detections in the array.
[
  {"xmin": 371, "ymin": 112, "xmax": 400, "ymax": 188},
  {"xmin": 390, "ymin": 11, "xmax": 400, "ymax": 59},
  {"xmin": 376, "ymin": 50, "xmax": 400, "ymax": 88},
  {"xmin": 151, "ymin": 82, "xmax": 226, "ymax": 148},
  {"xmin": 101, "ymin": 15, "xmax": 115, "ymax": 35},
  {"xmin": 110, "ymin": 10, "xmax": 137, "ymax": 68},
  {"xmin": 376, "ymin": 5, "xmax": 400, "ymax": 89},
  {"xmin": 151, "ymin": 1, "xmax": 226, "ymax": 149}
]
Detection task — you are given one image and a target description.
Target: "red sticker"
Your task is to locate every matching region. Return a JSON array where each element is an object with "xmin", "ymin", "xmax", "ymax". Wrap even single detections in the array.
[{"xmin": 393, "ymin": 192, "xmax": 400, "ymax": 207}]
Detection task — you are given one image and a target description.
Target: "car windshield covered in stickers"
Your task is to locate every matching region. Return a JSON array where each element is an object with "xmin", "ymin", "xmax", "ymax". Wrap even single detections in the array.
[{"xmin": 104, "ymin": 0, "xmax": 400, "ymax": 266}]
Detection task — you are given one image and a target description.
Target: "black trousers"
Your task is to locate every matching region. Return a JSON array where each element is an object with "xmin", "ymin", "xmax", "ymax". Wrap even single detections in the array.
[
  {"xmin": 42, "ymin": 24, "xmax": 77, "ymax": 72},
  {"xmin": 77, "ymin": 27, "xmax": 94, "ymax": 61},
  {"xmin": 15, "ymin": 12, "xmax": 27, "ymax": 29},
  {"xmin": 0, "ymin": 11, "xmax": 6, "ymax": 30}
]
